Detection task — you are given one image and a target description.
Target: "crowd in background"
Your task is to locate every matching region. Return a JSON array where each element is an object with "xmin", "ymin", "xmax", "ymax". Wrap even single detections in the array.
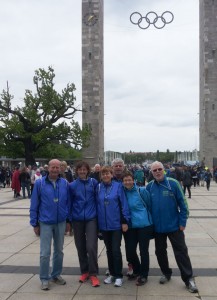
[{"xmin": 0, "ymin": 161, "xmax": 217, "ymax": 198}]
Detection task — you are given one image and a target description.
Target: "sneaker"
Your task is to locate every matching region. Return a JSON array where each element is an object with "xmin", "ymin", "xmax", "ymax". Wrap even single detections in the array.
[
  {"xmin": 79, "ymin": 273, "xmax": 89, "ymax": 283},
  {"xmin": 159, "ymin": 275, "xmax": 171, "ymax": 284},
  {"xmin": 41, "ymin": 281, "xmax": 49, "ymax": 290},
  {"xmin": 114, "ymin": 278, "xmax": 123, "ymax": 287},
  {"xmin": 126, "ymin": 263, "xmax": 133, "ymax": 276},
  {"xmin": 104, "ymin": 275, "xmax": 115, "ymax": 284},
  {"xmin": 136, "ymin": 276, "xmax": 147, "ymax": 286},
  {"xmin": 186, "ymin": 278, "xmax": 198, "ymax": 293},
  {"xmin": 128, "ymin": 273, "xmax": 138, "ymax": 280},
  {"xmin": 90, "ymin": 276, "xmax": 100, "ymax": 287},
  {"xmin": 50, "ymin": 275, "xmax": 66, "ymax": 285}
]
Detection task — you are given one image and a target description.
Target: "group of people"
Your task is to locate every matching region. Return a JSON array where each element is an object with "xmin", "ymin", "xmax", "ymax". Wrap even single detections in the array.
[{"xmin": 29, "ymin": 158, "xmax": 198, "ymax": 294}]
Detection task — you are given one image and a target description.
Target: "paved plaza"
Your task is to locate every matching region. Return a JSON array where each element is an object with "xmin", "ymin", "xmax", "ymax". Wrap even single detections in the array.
[{"xmin": 0, "ymin": 182, "xmax": 217, "ymax": 300}]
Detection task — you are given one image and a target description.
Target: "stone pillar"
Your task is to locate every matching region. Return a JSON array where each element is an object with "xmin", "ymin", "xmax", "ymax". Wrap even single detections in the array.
[
  {"xmin": 199, "ymin": 0, "xmax": 217, "ymax": 169},
  {"xmin": 82, "ymin": 0, "xmax": 104, "ymax": 166}
]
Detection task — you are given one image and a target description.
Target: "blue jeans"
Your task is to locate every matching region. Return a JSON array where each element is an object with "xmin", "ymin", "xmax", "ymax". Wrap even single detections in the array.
[{"xmin": 39, "ymin": 221, "xmax": 66, "ymax": 282}]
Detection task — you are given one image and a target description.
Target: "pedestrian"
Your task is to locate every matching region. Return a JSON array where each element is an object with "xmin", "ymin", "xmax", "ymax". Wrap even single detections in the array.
[
  {"xmin": 11, "ymin": 166, "xmax": 21, "ymax": 198},
  {"xmin": 19, "ymin": 166, "xmax": 31, "ymax": 199},
  {"xmin": 30, "ymin": 159, "xmax": 70, "ymax": 291},
  {"xmin": 69, "ymin": 161, "xmax": 100, "ymax": 287},
  {"xmin": 146, "ymin": 161, "xmax": 198, "ymax": 293},
  {"xmin": 122, "ymin": 172, "xmax": 153, "ymax": 286},
  {"xmin": 204, "ymin": 169, "xmax": 212, "ymax": 191},
  {"xmin": 182, "ymin": 166, "xmax": 192, "ymax": 198},
  {"xmin": 96, "ymin": 166, "xmax": 130, "ymax": 287}
]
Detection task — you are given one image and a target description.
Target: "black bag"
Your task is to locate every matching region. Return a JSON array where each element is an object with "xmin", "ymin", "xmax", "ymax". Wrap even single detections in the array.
[{"xmin": 145, "ymin": 224, "xmax": 155, "ymax": 240}]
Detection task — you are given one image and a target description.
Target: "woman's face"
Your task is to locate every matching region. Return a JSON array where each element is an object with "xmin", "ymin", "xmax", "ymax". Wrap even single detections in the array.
[
  {"xmin": 123, "ymin": 176, "xmax": 134, "ymax": 189},
  {"xmin": 101, "ymin": 171, "xmax": 113, "ymax": 184},
  {"xmin": 77, "ymin": 166, "xmax": 88, "ymax": 179}
]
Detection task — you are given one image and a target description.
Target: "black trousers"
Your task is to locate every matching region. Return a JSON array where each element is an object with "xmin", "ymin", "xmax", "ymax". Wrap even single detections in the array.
[
  {"xmin": 73, "ymin": 219, "xmax": 98, "ymax": 275},
  {"xmin": 155, "ymin": 230, "xmax": 193, "ymax": 283},
  {"xmin": 183, "ymin": 185, "xmax": 191, "ymax": 198},
  {"xmin": 102, "ymin": 230, "xmax": 123, "ymax": 278},
  {"xmin": 124, "ymin": 227, "xmax": 150, "ymax": 278}
]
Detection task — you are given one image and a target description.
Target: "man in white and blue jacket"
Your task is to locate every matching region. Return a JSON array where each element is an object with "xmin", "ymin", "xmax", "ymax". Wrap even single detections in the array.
[
  {"xmin": 146, "ymin": 161, "xmax": 198, "ymax": 294},
  {"xmin": 30, "ymin": 159, "xmax": 70, "ymax": 291}
]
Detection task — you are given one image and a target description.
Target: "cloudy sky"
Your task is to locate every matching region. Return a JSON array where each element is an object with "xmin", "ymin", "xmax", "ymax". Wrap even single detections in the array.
[{"xmin": 0, "ymin": 0, "xmax": 199, "ymax": 153}]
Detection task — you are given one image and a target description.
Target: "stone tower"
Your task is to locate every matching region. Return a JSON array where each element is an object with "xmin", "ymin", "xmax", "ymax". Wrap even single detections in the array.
[
  {"xmin": 82, "ymin": 0, "xmax": 104, "ymax": 166},
  {"xmin": 199, "ymin": 0, "xmax": 217, "ymax": 169}
]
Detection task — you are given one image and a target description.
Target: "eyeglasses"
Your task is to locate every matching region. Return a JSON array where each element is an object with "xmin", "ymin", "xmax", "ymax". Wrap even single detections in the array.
[{"xmin": 152, "ymin": 168, "xmax": 163, "ymax": 173}]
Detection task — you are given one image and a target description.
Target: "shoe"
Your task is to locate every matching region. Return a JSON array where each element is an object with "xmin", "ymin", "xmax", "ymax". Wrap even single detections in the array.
[
  {"xmin": 136, "ymin": 276, "xmax": 147, "ymax": 286},
  {"xmin": 79, "ymin": 272, "xmax": 89, "ymax": 283},
  {"xmin": 41, "ymin": 281, "xmax": 49, "ymax": 290},
  {"xmin": 50, "ymin": 275, "xmax": 66, "ymax": 285},
  {"xmin": 104, "ymin": 275, "xmax": 115, "ymax": 284},
  {"xmin": 159, "ymin": 275, "xmax": 171, "ymax": 284},
  {"xmin": 114, "ymin": 278, "xmax": 123, "ymax": 287},
  {"xmin": 128, "ymin": 273, "xmax": 138, "ymax": 280},
  {"xmin": 186, "ymin": 278, "xmax": 198, "ymax": 293},
  {"xmin": 126, "ymin": 263, "xmax": 133, "ymax": 276},
  {"xmin": 90, "ymin": 276, "xmax": 100, "ymax": 287}
]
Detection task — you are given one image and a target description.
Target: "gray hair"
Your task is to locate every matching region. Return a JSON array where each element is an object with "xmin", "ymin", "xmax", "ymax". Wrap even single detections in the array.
[
  {"xmin": 111, "ymin": 158, "xmax": 124, "ymax": 166},
  {"xmin": 151, "ymin": 161, "xmax": 164, "ymax": 171}
]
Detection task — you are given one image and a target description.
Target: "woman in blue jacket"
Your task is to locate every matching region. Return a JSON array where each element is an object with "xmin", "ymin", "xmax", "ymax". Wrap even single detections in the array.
[
  {"xmin": 122, "ymin": 172, "xmax": 153, "ymax": 286},
  {"xmin": 96, "ymin": 166, "xmax": 130, "ymax": 287},
  {"xmin": 69, "ymin": 161, "xmax": 100, "ymax": 287}
]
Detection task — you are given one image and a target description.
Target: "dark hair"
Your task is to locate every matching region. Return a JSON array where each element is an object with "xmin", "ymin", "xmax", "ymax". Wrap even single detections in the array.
[
  {"xmin": 75, "ymin": 161, "xmax": 91, "ymax": 176},
  {"xmin": 122, "ymin": 171, "xmax": 134, "ymax": 180}
]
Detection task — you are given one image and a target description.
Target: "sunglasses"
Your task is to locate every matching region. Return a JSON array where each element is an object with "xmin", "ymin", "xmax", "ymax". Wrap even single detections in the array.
[{"xmin": 152, "ymin": 168, "xmax": 163, "ymax": 173}]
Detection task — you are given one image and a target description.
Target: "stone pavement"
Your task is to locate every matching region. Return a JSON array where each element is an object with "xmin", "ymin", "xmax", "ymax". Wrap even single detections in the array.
[{"xmin": 0, "ymin": 182, "xmax": 217, "ymax": 300}]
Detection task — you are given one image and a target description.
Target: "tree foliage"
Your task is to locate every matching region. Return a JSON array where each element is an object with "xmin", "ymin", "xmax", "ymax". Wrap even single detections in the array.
[{"xmin": 0, "ymin": 66, "xmax": 90, "ymax": 165}]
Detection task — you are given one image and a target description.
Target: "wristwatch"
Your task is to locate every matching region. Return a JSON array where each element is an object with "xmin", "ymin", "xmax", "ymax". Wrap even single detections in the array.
[{"xmin": 83, "ymin": 13, "xmax": 98, "ymax": 26}]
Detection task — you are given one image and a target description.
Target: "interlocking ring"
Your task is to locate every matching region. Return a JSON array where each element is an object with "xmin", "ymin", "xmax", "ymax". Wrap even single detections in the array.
[{"xmin": 130, "ymin": 11, "xmax": 174, "ymax": 30}]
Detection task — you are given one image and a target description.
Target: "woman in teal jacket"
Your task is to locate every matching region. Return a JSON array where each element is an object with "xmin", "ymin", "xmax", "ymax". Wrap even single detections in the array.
[{"xmin": 122, "ymin": 172, "xmax": 153, "ymax": 286}]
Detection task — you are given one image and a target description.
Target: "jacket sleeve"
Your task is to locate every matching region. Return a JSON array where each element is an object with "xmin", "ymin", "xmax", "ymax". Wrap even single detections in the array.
[
  {"xmin": 118, "ymin": 185, "xmax": 131, "ymax": 224},
  {"xmin": 173, "ymin": 181, "xmax": 188, "ymax": 227},
  {"xmin": 29, "ymin": 179, "xmax": 41, "ymax": 227}
]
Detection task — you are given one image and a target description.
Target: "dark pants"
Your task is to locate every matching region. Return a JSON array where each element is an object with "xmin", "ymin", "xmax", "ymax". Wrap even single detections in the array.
[
  {"xmin": 102, "ymin": 230, "xmax": 123, "ymax": 279},
  {"xmin": 206, "ymin": 180, "xmax": 210, "ymax": 190},
  {"xmin": 21, "ymin": 182, "xmax": 31, "ymax": 198},
  {"xmin": 155, "ymin": 230, "xmax": 193, "ymax": 283},
  {"xmin": 73, "ymin": 219, "xmax": 98, "ymax": 275},
  {"xmin": 124, "ymin": 227, "xmax": 150, "ymax": 278},
  {"xmin": 183, "ymin": 185, "xmax": 191, "ymax": 198}
]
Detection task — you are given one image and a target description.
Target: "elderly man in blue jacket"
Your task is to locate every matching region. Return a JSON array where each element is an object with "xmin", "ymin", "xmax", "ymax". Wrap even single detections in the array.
[
  {"xmin": 30, "ymin": 159, "xmax": 70, "ymax": 291},
  {"xmin": 146, "ymin": 161, "xmax": 198, "ymax": 294}
]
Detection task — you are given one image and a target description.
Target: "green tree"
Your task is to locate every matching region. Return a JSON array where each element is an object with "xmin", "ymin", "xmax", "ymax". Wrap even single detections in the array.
[{"xmin": 0, "ymin": 66, "xmax": 90, "ymax": 165}]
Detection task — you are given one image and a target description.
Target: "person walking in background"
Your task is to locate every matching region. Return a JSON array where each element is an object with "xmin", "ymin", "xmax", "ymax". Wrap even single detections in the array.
[
  {"xmin": 204, "ymin": 169, "xmax": 212, "ymax": 191},
  {"xmin": 30, "ymin": 159, "xmax": 70, "ymax": 291},
  {"xmin": 146, "ymin": 161, "xmax": 198, "ymax": 294},
  {"xmin": 11, "ymin": 166, "xmax": 21, "ymax": 198},
  {"xmin": 96, "ymin": 166, "xmax": 130, "ymax": 287},
  {"xmin": 69, "ymin": 161, "xmax": 100, "ymax": 287},
  {"xmin": 182, "ymin": 166, "xmax": 192, "ymax": 199},
  {"xmin": 19, "ymin": 166, "xmax": 31, "ymax": 199},
  {"xmin": 122, "ymin": 172, "xmax": 153, "ymax": 286}
]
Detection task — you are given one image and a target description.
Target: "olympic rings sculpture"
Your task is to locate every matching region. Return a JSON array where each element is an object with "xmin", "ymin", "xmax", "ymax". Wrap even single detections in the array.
[{"xmin": 130, "ymin": 11, "xmax": 174, "ymax": 29}]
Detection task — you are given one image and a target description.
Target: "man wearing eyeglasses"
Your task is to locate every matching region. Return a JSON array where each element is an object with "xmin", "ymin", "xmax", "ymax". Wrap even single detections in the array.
[{"xmin": 146, "ymin": 161, "xmax": 198, "ymax": 294}]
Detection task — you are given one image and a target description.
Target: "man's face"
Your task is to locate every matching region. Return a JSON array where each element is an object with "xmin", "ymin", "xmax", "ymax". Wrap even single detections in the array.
[
  {"xmin": 48, "ymin": 160, "xmax": 61, "ymax": 179},
  {"xmin": 112, "ymin": 163, "xmax": 124, "ymax": 176},
  {"xmin": 151, "ymin": 164, "xmax": 164, "ymax": 182}
]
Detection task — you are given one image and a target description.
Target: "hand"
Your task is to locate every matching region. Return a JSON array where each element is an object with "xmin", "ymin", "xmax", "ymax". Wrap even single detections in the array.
[
  {"xmin": 122, "ymin": 224, "xmax": 128, "ymax": 232},
  {"xmin": 33, "ymin": 226, "xmax": 40, "ymax": 236},
  {"xmin": 179, "ymin": 226, "xmax": 185, "ymax": 231}
]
